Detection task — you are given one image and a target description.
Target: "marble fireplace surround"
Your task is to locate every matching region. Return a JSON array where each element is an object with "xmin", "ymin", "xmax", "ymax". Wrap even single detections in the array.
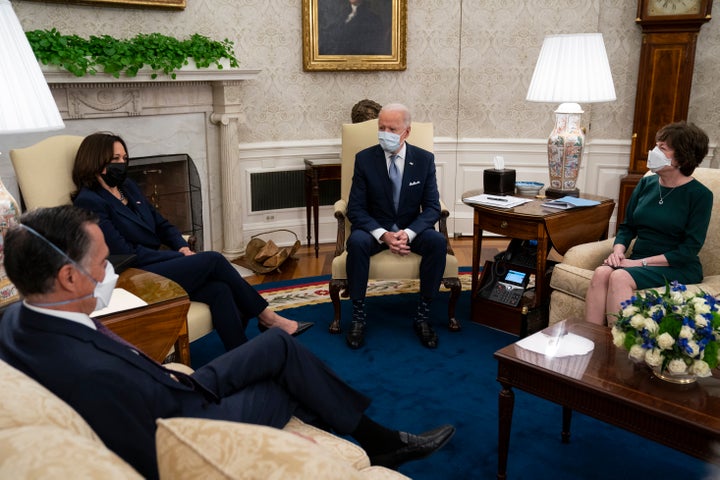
[{"xmin": 42, "ymin": 66, "xmax": 260, "ymax": 258}]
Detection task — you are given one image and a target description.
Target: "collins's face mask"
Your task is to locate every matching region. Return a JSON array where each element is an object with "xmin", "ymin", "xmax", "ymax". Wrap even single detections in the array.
[
  {"xmin": 378, "ymin": 131, "xmax": 402, "ymax": 153},
  {"xmin": 101, "ymin": 162, "xmax": 128, "ymax": 188},
  {"xmin": 647, "ymin": 146, "xmax": 673, "ymax": 173}
]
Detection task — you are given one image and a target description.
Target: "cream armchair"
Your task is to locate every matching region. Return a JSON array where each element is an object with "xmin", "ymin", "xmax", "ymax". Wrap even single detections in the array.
[
  {"xmin": 549, "ymin": 167, "xmax": 720, "ymax": 325},
  {"xmin": 9, "ymin": 135, "xmax": 213, "ymax": 363},
  {"xmin": 328, "ymin": 119, "xmax": 461, "ymax": 333}
]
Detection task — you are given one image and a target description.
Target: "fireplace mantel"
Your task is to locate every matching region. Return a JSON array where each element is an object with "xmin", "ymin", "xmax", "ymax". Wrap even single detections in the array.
[{"xmin": 43, "ymin": 66, "xmax": 261, "ymax": 258}]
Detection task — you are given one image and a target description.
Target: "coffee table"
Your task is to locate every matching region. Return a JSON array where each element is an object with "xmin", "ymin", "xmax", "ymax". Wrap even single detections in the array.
[{"xmin": 494, "ymin": 318, "xmax": 720, "ymax": 479}]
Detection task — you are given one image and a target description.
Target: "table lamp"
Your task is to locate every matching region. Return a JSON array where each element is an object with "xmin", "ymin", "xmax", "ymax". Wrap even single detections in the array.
[
  {"xmin": 526, "ymin": 33, "xmax": 615, "ymax": 198},
  {"xmin": 0, "ymin": 0, "xmax": 65, "ymax": 304}
]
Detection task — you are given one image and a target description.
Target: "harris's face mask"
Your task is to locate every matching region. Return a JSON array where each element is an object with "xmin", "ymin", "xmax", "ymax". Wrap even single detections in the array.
[
  {"xmin": 647, "ymin": 146, "xmax": 673, "ymax": 173},
  {"xmin": 100, "ymin": 162, "xmax": 128, "ymax": 188}
]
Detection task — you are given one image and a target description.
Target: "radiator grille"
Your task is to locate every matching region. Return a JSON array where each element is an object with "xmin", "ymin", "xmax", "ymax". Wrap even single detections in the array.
[{"xmin": 250, "ymin": 170, "xmax": 340, "ymax": 212}]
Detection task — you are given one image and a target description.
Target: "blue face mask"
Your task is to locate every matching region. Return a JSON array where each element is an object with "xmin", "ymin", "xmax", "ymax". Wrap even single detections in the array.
[{"xmin": 378, "ymin": 131, "xmax": 402, "ymax": 153}]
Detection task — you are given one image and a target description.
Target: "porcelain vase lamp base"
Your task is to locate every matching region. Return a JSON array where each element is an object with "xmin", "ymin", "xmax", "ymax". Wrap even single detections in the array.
[{"xmin": 546, "ymin": 104, "xmax": 584, "ymax": 199}]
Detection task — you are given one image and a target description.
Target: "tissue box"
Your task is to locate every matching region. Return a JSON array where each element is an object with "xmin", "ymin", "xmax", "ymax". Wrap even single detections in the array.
[{"xmin": 484, "ymin": 169, "xmax": 516, "ymax": 195}]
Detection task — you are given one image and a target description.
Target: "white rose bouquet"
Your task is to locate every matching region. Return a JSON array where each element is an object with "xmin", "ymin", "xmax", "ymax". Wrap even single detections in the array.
[{"xmin": 611, "ymin": 281, "xmax": 720, "ymax": 378}]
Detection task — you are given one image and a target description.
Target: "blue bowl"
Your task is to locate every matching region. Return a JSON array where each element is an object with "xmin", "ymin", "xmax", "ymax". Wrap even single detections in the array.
[{"xmin": 515, "ymin": 181, "xmax": 544, "ymax": 195}]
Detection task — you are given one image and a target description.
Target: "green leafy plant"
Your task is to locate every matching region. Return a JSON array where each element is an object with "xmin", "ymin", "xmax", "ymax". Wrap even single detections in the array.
[{"xmin": 26, "ymin": 29, "xmax": 239, "ymax": 79}]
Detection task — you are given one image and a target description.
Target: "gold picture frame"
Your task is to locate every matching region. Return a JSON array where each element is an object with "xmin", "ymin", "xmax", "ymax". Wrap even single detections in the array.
[
  {"xmin": 24, "ymin": 0, "xmax": 186, "ymax": 9},
  {"xmin": 302, "ymin": 0, "xmax": 407, "ymax": 71}
]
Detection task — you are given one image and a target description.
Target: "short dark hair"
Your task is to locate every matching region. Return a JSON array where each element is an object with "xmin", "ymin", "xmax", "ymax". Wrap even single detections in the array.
[
  {"xmin": 71, "ymin": 132, "xmax": 129, "ymax": 198},
  {"xmin": 3, "ymin": 206, "xmax": 98, "ymax": 296},
  {"xmin": 656, "ymin": 121, "xmax": 709, "ymax": 176}
]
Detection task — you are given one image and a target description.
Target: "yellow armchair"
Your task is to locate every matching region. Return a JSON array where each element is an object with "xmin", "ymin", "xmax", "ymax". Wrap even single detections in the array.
[{"xmin": 328, "ymin": 119, "xmax": 461, "ymax": 333}]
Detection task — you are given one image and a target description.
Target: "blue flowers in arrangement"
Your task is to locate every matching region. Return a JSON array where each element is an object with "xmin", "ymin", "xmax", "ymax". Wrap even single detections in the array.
[{"xmin": 611, "ymin": 281, "xmax": 720, "ymax": 377}]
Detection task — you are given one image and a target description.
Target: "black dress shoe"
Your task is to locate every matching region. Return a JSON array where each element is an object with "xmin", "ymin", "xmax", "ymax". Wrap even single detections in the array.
[
  {"xmin": 258, "ymin": 321, "xmax": 314, "ymax": 337},
  {"xmin": 370, "ymin": 424, "xmax": 455, "ymax": 469},
  {"xmin": 346, "ymin": 320, "xmax": 365, "ymax": 349},
  {"xmin": 414, "ymin": 320, "xmax": 438, "ymax": 348},
  {"xmin": 292, "ymin": 321, "xmax": 314, "ymax": 337}
]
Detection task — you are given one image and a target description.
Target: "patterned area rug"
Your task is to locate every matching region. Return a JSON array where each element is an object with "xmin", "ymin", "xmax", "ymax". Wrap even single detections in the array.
[{"xmin": 257, "ymin": 272, "xmax": 472, "ymax": 311}]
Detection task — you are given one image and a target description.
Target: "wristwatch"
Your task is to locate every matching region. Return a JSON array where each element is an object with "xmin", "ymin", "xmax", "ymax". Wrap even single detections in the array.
[{"xmin": 641, "ymin": 259, "xmax": 648, "ymax": 267}]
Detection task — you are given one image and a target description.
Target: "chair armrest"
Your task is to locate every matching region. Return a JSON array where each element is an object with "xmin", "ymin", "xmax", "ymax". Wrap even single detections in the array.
[
  {"xmin": 439, "ymin": 200, "xmax": 454, "ymax": 255},
  {"xmin": 334, "ymin": 199, "xmax": 348, "ymax": 257},
  {"xmin": 561, "ymin": 237, "xmax": 615, "ymax": 270}
]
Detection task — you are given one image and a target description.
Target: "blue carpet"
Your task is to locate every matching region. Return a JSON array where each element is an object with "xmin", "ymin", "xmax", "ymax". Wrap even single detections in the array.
[{"xmin": 190, "ymin": 287, "xmax": 717, "ymax": 479}]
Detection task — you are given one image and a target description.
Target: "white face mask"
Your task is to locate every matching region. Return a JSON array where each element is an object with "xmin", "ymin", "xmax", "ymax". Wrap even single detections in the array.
[
  {"xmin": 19, "ymin": 224, "xmax": 117, "ymax": 311},
  {"xmin": 91, "ymin": 262, "xmax": 118, "ymax": 311},
  {"xmin": 378, "ymin": 131, "xmax": 402, "ymax": 153},
  {"xmin": 647, "ymin": 146, "xmax": 673, "ymax": 172}
]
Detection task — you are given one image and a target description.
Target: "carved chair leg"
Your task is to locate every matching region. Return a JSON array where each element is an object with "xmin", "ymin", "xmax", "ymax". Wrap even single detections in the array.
[
  {"xmin": 329, "ymin": 278, "xmax": 347, "ymax": 334},
  {"xmin": 443, "ymin": 277, "xmax": 462, "ymax": 332}
]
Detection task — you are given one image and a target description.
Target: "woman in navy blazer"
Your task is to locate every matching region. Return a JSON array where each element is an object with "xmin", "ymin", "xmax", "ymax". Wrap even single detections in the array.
[{"xmin": 72, "ymin": 132, "xmax": 312, "ymax": 350}]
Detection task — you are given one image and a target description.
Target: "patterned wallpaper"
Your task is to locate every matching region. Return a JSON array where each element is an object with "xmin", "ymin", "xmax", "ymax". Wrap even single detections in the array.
[{"xmin": 10, "ymin": 0, "xmax": 720, "ymax": 147}]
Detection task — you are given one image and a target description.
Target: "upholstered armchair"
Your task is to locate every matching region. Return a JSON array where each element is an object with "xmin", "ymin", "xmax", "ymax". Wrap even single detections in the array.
[
  {"xmin": 549, "ymin": 167, "xmax": 720, "ymax": 325},
  {"xmin": 328, "ymin": 119, "xmax": 461, "ymax": 333},
  {"xmin": 9, "ymin": 135, "xmax": 214, "ymax": 357}
]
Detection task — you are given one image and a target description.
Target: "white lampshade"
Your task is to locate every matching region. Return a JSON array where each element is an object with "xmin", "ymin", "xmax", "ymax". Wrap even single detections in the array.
[
  {"xmin": 0, "ymin": 0, "xmax": 64, "ymax": 134},
  {"xmin": 526, "ymin": 33, "xmax": 616, "ymax": 104}
]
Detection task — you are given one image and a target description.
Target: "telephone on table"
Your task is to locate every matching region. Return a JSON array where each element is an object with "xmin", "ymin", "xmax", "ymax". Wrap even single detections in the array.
[{"xmin": 478, "ymin": 238, "xmax": 537, "ymax": 307}]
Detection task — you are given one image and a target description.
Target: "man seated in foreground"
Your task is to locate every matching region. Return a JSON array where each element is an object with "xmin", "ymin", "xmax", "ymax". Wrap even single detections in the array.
[{"xmin": 0, "ymin": 206, "xmax": 455, "ymax": 479}]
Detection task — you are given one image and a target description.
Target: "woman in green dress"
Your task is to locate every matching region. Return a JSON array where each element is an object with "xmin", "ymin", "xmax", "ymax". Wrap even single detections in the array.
[{"xmin": 586, "ymin": 121, "xmax": 713, "ymax": 326}]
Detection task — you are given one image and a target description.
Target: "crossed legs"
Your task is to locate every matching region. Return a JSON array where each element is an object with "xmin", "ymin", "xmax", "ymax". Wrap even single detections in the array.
[{"xmin": 585, "ymin": 265, "xmax": 637, "ymax": 326}]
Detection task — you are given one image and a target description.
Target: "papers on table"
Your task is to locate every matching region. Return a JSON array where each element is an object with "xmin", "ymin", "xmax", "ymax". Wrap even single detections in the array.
[
  {"xmin": 541, "ymin": 195, "xmax": 600, "ymax": 210},
  {"xmin": 462, "ymin": 194, "xmax": 532, "ymax": 209},
  {"xmin": 90, "ymin": 288, "xmax": 148, "ymax": 318}
]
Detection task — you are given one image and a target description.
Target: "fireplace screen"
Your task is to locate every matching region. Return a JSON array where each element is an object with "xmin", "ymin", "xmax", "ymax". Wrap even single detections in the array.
[{"xmin": 127, "ymin": 153, "xmax": 203, "ymax": 251}]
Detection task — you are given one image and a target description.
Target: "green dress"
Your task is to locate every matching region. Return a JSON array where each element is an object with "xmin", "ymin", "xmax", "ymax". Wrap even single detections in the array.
[{"xmin": 615, "ymin": 174, "xmax": 713, "ymax": 289}]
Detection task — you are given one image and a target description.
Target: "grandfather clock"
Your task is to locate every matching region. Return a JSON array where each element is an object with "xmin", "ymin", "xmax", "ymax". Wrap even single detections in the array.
[{"xmin": 618, "ymin": 0, "xmax": 712, "ymax": 224}]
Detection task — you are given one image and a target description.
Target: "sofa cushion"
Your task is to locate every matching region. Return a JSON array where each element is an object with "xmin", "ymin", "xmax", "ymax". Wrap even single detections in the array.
[
  {"xmin": 0, "ymin": 425, "xmax": 142, "ymax": 478},
  {"xmin": 156, "ymin": 417, "xmax": 366, "ymax": 479},
  {"xmin": 283, "ymin": 416, "xmax": 371, "ymax": 470},
  {"xmin": 0, "ymin": 359, "xmax": 98, "ymax": 440}
]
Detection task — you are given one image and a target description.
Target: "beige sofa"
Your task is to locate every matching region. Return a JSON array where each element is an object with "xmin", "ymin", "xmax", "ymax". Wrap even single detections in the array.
[
  {"xmin": 549, "ymin": 167, "xmax": 720, "ymax": 325},
  {"xmin": 0, "ymin": 359, "xmax": 407, "ymax": 479}
]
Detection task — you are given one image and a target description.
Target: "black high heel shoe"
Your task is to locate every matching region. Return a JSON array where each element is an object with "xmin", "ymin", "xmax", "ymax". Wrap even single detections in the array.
[{"xmin": 258, "ymin": 321, "xmax": 314, "ymax": 337}]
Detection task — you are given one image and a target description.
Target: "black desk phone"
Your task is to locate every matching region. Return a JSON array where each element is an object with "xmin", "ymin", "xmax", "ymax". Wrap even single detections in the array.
[{"xmin": 478, "ymin": 239, "xmax": 536, "ymax": 307}]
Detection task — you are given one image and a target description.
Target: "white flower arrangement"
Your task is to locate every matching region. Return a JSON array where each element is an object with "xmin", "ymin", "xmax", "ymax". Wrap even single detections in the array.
[{"xmin": 611, "ymin": 281, "xmax": 720, "ymax": 378}]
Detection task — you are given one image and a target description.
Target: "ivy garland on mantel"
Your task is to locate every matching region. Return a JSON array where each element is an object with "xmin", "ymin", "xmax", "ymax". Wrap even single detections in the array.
[{"xmin": 26, "ymin": 29, "xmax": 239, "ymax": 79}]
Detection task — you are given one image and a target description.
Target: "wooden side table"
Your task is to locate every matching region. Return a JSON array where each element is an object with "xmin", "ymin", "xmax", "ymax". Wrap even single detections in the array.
[
  {"xmin": 463, "ymin": 192, "xmax": 615, "ymax": 336},
  {"xmin": 304, "ymin": 158, "xmax": 342, "ymax": 258},
  {"xmin": 97, "ymin": 268, "xmax": 191, "ymax": 366}
]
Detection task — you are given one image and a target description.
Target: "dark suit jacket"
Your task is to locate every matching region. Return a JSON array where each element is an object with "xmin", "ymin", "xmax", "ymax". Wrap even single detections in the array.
[
  {"xmin": 347, "ymin": 143, "xmax": 441, "ymax": 236},
  {"xmin": 73, "ymin": 180, "xmax": 187, "ymax": 268},
  {"xmin": 0, "ymin": 304, "xmax": 370, "ymax": 479}
]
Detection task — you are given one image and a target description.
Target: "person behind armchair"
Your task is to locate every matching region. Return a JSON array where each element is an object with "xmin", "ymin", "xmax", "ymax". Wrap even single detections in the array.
[
  {"xmin": 585, "ymin": 121, "xmax": 713, "ymax": 326},
  {"xmin": 71, "ymin": 132, "xmax": 312, "ymax": 351},
  {"xmin": 345, "ymin": 103, "xmax": 452, "ymax": 350},
  {"xmin": 0, "ymin": 206, "xmax": 456, "ymax": 479}
]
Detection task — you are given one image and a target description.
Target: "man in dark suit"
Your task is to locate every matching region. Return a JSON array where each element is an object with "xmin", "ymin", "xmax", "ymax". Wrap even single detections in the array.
[
  {"xmin": 345, "ymin": 103, "xmax": 449, "ymax": 350},
  {"xmin": 0, "ymin": 206, "xmax": 454, "ymax": 479}
]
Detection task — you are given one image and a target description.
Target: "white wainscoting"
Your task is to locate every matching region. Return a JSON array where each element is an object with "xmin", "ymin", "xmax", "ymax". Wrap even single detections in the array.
[{"xmin": 236, "ymin": 137, "xmax": 637, "ymax": 248}]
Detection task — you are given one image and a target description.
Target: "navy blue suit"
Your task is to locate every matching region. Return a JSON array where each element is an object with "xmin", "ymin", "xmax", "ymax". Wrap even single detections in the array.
[
  {"xmin": 0, "ymin": 304, "xmax": 370, "ymax": 480},
  {"xmin": 74, "ymin": 180, "xmax": 265, "ymax": 349},
  {"xmin": 346, "ymin": 143, "xmax": 445, "ymax": 300}
]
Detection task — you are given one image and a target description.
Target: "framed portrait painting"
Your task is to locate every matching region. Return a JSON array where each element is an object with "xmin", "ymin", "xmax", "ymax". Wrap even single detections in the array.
[
  {"xmin": 24, "ymin": 0, "xmax": 186, "ymax": 9},
  {"xmin": 302, "ymin": 0, "xmax": 407, "ymax": 71}
]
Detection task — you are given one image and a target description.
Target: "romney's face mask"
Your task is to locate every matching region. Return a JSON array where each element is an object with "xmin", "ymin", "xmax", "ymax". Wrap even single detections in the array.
[
  {"xmin": 647, "ymin": 146, "xmax": 673, "ymax": 173},
  {"xmin": 19, "ymin": 224, "xmax": 118, "ymax": 311}
]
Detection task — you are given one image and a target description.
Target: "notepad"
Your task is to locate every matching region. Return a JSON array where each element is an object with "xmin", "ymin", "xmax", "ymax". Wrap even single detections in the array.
[
  {"xmin": 542, "ymin": 196, "xmax": 600, "ymax": 209},
  {"xmin": 463, "ymin": 194, "xmax": 532, "ymax": 209},
  {"xmin": 90, "ymin": 288, "xmax": 148, "ymax": 318}
]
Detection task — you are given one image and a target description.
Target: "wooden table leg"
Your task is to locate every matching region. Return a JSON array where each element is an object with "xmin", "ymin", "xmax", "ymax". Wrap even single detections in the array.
[
  {"xmin": 305, "ymin": 170, "xmax": 313, "ymax": 247},
  {"xmin": 561, "ymin": 406, "xmax": 573, "ymax": 443},
  {"xmin": 312, "ymin": 172, "xmax": 320, "ymax": 258},
  {"xmin": 498, "ymin": 382, "xmax": 515, "ymax": 480}
]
